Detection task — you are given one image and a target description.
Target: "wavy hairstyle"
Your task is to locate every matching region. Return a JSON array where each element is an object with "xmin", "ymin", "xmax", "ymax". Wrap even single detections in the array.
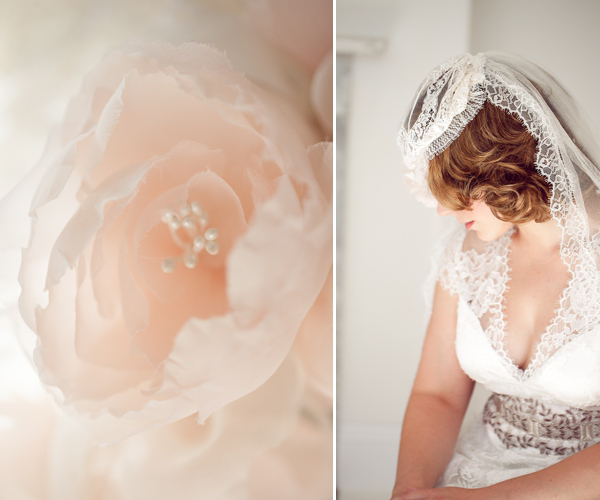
[{"xmin": 427, "ymin": 100, "xmax": 552, "ymax": 223}]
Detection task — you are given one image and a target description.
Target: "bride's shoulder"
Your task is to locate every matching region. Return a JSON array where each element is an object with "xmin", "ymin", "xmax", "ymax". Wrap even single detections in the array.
[
  {"xmin": 432, "ymin": 226, "xmax": 509, "ymax": 303},
  {"xmin": 435, "ymin": 225, "xmax": 506, "ymax": 275},
  {"xmin": 436, "ymin": 226, "xmax": 484, "ymax": 259}
]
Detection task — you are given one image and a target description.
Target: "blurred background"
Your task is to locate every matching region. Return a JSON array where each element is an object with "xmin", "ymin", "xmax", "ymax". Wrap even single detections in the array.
[
  {"xmin": 336, "ymin": 0, "xmax": 600, "ymax": 498},
  {"xmin": 0, "ymin": 0, "xmax": 233, "ymax": 195}
]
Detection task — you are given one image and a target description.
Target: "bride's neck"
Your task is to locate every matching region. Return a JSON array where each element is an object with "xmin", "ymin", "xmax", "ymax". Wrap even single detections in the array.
[{"xmin": 512, "ymin": 218, "xmax": 562, "ymax": 254}]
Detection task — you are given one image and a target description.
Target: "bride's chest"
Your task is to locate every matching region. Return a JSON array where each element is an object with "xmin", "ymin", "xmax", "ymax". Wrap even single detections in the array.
[{"xmin": 500, "ymin": 247, "xmax": 571, "ymax": 370}]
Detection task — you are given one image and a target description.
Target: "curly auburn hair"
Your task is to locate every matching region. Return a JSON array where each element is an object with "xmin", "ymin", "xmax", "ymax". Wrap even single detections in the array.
[{"xmin": 427, "ymin": 100, "xmax": 552, "ymax": 223}]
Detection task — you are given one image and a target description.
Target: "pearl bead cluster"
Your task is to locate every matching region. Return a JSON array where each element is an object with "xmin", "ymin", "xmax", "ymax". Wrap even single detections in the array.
[{"xmin": 160, "ymin": 201, "xmax": 220, "ymax": 273}]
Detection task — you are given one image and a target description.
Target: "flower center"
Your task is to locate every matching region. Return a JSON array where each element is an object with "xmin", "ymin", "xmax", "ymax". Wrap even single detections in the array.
[{"xmin": 160, "ymin": 201, "xmax": 220, "ymax": 273}]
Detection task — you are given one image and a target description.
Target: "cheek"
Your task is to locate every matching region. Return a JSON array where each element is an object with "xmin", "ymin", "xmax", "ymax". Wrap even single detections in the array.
[
  {"xmin": 488, "ymin": 211, "xmax": 513, "ymax": 232},
  {"xmin": 474, "ymin": 204, "xmax": 505, "ymax": 227}
]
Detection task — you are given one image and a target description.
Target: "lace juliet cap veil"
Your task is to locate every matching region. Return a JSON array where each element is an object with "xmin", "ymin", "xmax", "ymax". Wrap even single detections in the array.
[{"xmin": 396, "ymin": 52, "xmax": 600, "ymax": 348}]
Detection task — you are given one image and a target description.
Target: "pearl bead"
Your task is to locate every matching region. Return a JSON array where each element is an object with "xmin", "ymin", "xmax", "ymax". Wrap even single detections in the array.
[
  {"xmin": 198, "ymin": 212, "xmax": 209, "ymax": 227},
  {"xmin": 169, "ymin": 218, "xmax": 181, "ymax": 230},
  {"xmin": 180, "ymin": 204, "xmax": 191, "ymax": 217},
  {"xmin": 206, "ymin": 241, "xmax": 220, "ymax": 255},
  {"xmin": 182, "ymin": 216, "xmax": 196, "ymax": 229},
  {"xmin": 191, "ymin": 202, "xmax": 202, "ymax": 215},
  {"xmin": 193, "ymin": 236, "xmax": 206, "ymax": 252},
  {"xmin": 162, "ymin": 257, "xmax": 176, "ymax": 273},
  {"xmin": 183, "ymin": 253, "xmax": 198, "ymax": 269},
  {"xmin": 161, "ymin": 212, "xmax": 175, "ymax": 223},
  {"xmin": 204, "ymin": 228, "xmax": 218, "ymax": 241}
]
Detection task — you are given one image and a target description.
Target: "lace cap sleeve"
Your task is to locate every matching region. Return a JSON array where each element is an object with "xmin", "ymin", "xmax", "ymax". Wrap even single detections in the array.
[
  {"xmin": 422, "ymin": 226, "xmax": 467, "ymax": 319},
  {"xmin": 422, "ymin": 226, "xmax": 512, "ymax": 321}
]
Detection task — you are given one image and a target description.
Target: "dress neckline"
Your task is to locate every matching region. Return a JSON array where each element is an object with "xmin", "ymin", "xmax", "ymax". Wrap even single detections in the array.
[{"xmin": 463, "ymin": 228, "xmax": 572, "ymax": 382}]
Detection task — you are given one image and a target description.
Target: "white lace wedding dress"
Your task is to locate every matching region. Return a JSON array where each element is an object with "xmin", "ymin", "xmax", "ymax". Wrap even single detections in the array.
[{"xmin": 433, "ymin": 227, "xmax": 600, "ymax": 488}]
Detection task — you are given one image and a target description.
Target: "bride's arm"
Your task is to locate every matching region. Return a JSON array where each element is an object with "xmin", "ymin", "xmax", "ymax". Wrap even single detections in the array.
[
  {"xmin": 398, "ymin": 441, "xmax": 600, "ymax": 499},
  {"xmin": 390, "ymin": 282, "xmax": 475, "ymax": 498},
  {"xmin": 483, "ymin": 443, "xmax": 600, "ymax": 499}
]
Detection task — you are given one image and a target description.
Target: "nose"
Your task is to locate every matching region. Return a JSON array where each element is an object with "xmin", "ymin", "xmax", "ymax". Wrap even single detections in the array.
[{"xmin": 436, "ymin": 203, "xmax": 453, "ymax": 216}]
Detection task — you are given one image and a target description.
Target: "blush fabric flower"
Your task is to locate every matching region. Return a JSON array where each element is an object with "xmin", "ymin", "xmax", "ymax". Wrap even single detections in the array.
[{"xmin": 0, "ymin": 41, "xmax": 332, "ymax": 442}]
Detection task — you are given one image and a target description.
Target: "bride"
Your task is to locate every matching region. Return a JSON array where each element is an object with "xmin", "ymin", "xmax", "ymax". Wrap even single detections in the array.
[{"xmin": 391, "ymin": 52, "xmax": 600, "ymax": 498}]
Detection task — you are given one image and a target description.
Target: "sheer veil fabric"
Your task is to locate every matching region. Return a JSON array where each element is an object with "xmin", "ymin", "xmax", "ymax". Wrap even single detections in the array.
[{"xmin": 397, "ymin": 53, "xmax": 600, "ymax": 487}]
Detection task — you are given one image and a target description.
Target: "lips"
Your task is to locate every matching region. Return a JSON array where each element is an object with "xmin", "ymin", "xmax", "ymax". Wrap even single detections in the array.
[{"xmin": 465, "ymin": 221, "xmax": 474, "ymax": 230}]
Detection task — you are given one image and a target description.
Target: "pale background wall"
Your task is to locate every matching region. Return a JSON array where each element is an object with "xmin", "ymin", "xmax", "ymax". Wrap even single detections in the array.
[{"xmin": 337, "ymin": 0, "xmax": 600, "ymax": 497}]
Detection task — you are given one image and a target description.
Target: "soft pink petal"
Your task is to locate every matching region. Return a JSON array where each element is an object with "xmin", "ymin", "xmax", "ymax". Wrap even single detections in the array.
[
  {"xmin": 103, "ymin": 356, "xmax": 303, "ymax": 500},
  {"xmin": 293, "ymin": 142, "xmax": 333, "ymax": 395},
  {"xmin": 46, "ymin": 159, "xmax": 149, "ymax": 290},
  {"xmin": 244, "ymin": 0, "xmax": 333, "ymax": 73},
  {"xmin": 35, "ymin": 266, "xmax": 151, "ymax": 402},
  {"xmin": 248, "ymin": 386, "xmax": 333, "ymax": 500},
  {"xmin": 294, "ymin": 267, "xmax": 333, "ymax": 396},
  {"xmin": 310, "ymin": 51, "xmax": 333, "ymax": 137},
  {"xmin": 307, "ymin": 141, "xmax": 333, "ymax": 202}
]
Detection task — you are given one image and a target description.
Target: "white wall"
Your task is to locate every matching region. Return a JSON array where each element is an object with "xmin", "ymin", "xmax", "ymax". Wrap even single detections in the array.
[
  {"xmin": 337, "ymin": 0, "xmax": 472, "ymax": 492},
  {"xmin": 337, "ymin": 0, "xmax": 600, "ymax": 494}
]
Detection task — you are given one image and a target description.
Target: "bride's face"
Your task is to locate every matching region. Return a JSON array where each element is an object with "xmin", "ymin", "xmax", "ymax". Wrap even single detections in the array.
[{"xmin": 437, "ymin": 199, "xmax": 513, "ymax": 241}]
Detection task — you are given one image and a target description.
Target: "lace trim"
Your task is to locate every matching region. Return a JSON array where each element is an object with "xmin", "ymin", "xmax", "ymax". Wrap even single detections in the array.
[
  {"xmin": 426, "ymin": 82, "xmax": 486, "ymax": 161},
  {"xmin": 483, "ymin": 393, "xmax": 600, "ymax": 456},
  {"xmin": 439, "ymin": 228, "xmax": 511, "ymax": 320}
]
